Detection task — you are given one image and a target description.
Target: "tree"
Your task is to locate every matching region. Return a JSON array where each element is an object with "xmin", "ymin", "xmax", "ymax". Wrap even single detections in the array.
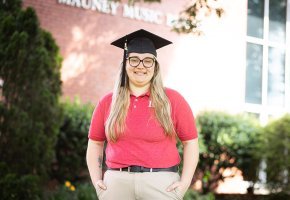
[
  {"xmin": 129, "ymin": 0, "xmax": 224, "ymax": 35},
  {"xmin": 173, "ymin": 0, "xmax": 224, "ymax": 35},
  {"xmin": 0, "ymin": 0, "xmax": 62, "ymax": 198}
]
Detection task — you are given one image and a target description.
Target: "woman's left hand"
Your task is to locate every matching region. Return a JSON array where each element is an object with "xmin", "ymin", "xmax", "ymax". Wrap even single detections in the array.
[{"xmin": 166, "ymin": 181, "xmax": 189, "ymax": 196}]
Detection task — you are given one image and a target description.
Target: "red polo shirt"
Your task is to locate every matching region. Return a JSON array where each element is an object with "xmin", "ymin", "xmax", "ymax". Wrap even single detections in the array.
[{"xmin": 88, "ymin": 88, "xmax": 198, "ymax": 168}]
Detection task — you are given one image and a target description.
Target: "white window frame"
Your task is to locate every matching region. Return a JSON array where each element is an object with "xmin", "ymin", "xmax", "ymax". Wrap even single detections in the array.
[{"xmin": 245, "ymin": 0, "xmax": 290, "ymax": 125}]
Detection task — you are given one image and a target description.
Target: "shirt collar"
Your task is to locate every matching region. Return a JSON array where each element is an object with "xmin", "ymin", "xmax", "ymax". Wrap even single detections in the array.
[{"xmin": 130, "ymin": 90, "xmax": 150, "ymax": 97}]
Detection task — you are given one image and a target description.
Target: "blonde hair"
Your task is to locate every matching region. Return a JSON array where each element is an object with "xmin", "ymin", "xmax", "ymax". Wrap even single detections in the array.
[{"xmin": 105, "ymin": 61, "xmax": 176, "ymax": 142}]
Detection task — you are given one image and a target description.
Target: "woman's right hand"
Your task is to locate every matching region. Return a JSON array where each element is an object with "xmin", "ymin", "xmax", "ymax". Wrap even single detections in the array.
[{"xmin": 95, "ymin": 179, "xmax": 107, "ymax": 190}]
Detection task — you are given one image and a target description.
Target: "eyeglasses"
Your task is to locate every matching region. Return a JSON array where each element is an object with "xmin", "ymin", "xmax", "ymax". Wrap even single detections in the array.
[{"xmin": 127, "ymin": 56, "xmax": 155, "ymax": 68}]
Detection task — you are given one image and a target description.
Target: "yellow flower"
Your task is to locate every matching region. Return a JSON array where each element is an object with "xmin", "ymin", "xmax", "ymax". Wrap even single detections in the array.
[
  {"xmin": 70, "ymin": 185, "xmax": 76, "ymax": 191},
  {"xmin": 65, "ymin": 181, "xmax": 71, "ymax": 188}
]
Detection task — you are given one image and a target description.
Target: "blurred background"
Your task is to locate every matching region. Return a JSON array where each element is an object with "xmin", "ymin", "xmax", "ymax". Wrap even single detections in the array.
[{"xmin": 0, "ymin": 0, "xmax": 289, "ymax": 199}]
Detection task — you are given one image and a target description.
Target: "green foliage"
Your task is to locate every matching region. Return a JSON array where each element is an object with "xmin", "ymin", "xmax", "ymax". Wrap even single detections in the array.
[
  {"xmin": 215, "ymin": 193, "xmax": 290, "ymax": 200},
  {"xmin": 194, "ymin": 111, "xmax": 261, "ymax": 193},
  {"xmin": 268, "ymin": 192, "xmax": 290, "ymax": 200},
  {"xmin": 0, "ymin": 0, "xmax": 22, "ymax": 13},
  {"xmin": 261, "ymin": 114, "xmax": 290, "ymax": 193},
  {"xmin": 172, "ymin": 0, "xmax": 224, "ymax": 35},
  {"xmin": 47, "ymin": 181, "xmax": 215, "ymax": 200},
  {"xmin": 184, "ymin": 189, "xmax": 215, "ymax": 200},
  {"xmin": 0, "ymin": 161, "xmax": 42, "ymax": 199},
  {"xmin": 0, "ymin": 0, "xmax": 62, "ymax": 198},
  {"xmin": 46, "ymin": 182, "xmax": 97, "ymax": 200},
  {"xmin": 51, "ymin": 99, "xmax": 94, "ymax": 182},
  {"xmin": 0, "ymin": 170, "xmax": 42, "ymax": 200},
  {"xmin": 114, "ymin": 0, "xmax": 223, "ymax": 35}
]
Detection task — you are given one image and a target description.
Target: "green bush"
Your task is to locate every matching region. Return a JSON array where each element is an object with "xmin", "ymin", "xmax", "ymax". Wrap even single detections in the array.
[
  {"xmin": 261, "ymin": 114, "xmax": 290, "ymax": 193},
  {"xmin": 46, "ymin": 181, "xmax": 97, "ymax": 200},
  {"xmin": 194, "ymin": 111, "xmax": 261, "ymax": 193},
  {"xmin": 268, "ymin": 192, "xmax": 290, "ymax": 200},
  {"xmin": 0, "ymin": 172, "xmax": 42, "ymax": 200},
  {"xmin": 0, "ymin": 0, "xmax": 62, "ymax": 198},
  {"xmin": 184, "ymin": 189, "xmax": 215, "ymax": 200},
  {"xmin": 215, "ymin": 193, "xmax": 290, "ymax": 200},
  {"xmin": 47, "ymin": 181, "xmax": 213, "ymax": 200},
  {"xmin": 51, "ymin": 99, "xmax": 94, "ymax": 182}
]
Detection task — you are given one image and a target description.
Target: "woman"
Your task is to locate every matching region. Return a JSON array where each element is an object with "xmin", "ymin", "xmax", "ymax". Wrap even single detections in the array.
[{"xmin": 86, "ymin": 29, "xmax": 199, "ymax": 200}]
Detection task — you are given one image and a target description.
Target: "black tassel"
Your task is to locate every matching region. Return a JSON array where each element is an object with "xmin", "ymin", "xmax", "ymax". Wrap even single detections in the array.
[{"xmin": 121, "ymin": 38, "xmax": 127, "ymax": 87}]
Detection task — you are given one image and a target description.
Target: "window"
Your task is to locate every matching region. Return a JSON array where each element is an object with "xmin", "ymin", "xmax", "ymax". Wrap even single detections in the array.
[
  {"xmin": 247, "ymin": 0, "xmax": 264, "ymax": 38},
  {"xmin": 246, "ymin": 0, "xmax": 289, "ymax": 123},
  {"xmin": 268, "ymin": 47, "xmax": 285, "ymax": 106},
  {"xmin": 246, "ymin": 43, "xmax": 263, "ymax": 104}
]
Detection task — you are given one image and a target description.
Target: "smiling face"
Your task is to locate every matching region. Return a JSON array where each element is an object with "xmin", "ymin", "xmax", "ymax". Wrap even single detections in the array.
[{"xmin": 126, "ymin": 52, "xmax": 155, "ymax": 91}]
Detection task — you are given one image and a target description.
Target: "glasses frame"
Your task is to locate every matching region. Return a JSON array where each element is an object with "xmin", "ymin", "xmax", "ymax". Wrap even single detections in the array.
[{"xmin": 127, "ymin": 56, "xmax": 156, "ymax": 68}]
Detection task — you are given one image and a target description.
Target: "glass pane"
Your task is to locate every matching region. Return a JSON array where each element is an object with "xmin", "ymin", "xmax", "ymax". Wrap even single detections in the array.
[
  {"xmin": 245, "ymin": 112, "xmax": 260, "ymax": 120},
  {"xmin": 269, "ymin": 0, "xmax": 286, "ymax": 43},
  {"xmin": 246, "ymin": 43, "xmax": 263, "ymax": 104},
  {"xmin": 267, "ymin": 47, "xmax": 285, "ymax": 106},
  {"xmin": 247, "ymin": 0, "xmax": 264, "ymax": 38}
]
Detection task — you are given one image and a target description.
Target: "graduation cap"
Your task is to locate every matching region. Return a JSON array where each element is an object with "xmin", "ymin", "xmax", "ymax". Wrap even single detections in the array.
[{"xmin": 111, "ymin": 29, "xmax": 172, "ymax": 86}]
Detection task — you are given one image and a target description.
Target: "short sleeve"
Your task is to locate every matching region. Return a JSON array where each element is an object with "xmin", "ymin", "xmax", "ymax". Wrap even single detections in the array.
[
  {"xmin": 88, "ymin": 95, "xmax": 111, "ymax": 141},
  {"xmin": 167, "ymin": 89, "xmax": 198, "ymax": 141}
]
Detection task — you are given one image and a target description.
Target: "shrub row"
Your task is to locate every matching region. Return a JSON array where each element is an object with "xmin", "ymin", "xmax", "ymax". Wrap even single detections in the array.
[
  {"xmin": 2, "ymin": 97, "xmax": 289, "ymax": 199},
  {"xmin": 51, "ymin": 103, "xmax": 290, "ymax": 196}
]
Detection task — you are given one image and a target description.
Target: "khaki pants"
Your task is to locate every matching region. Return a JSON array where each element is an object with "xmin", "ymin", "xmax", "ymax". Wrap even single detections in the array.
[{"xmin": 96, "ymin": 170, "xmax": 184, "ymax": 200}]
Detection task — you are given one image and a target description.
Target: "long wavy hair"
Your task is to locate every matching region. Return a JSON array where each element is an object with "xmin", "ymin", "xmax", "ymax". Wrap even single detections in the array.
[{"xmin": 105, "ymin": 59, "xmax": 176, "ymax": 142}]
